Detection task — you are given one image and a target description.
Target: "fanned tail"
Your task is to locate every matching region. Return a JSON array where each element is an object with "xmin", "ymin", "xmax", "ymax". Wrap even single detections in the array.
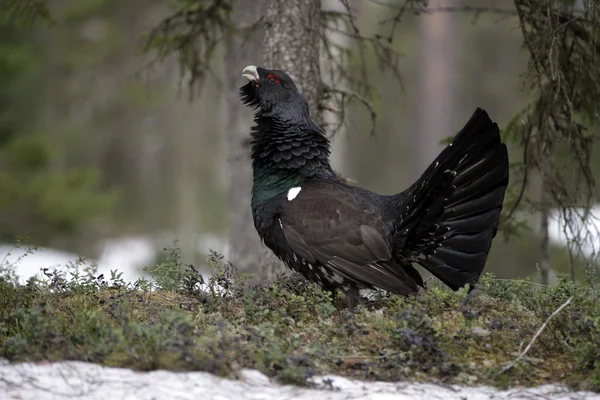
[{"xmin": 390, "ymin": 108, "xmax": 509, "ymax": 290}]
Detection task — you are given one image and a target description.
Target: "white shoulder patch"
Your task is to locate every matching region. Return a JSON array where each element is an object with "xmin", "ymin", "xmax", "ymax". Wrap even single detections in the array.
[{"xmin": 287, "ymin": 186, "xmax": 302, "ymax": 201}]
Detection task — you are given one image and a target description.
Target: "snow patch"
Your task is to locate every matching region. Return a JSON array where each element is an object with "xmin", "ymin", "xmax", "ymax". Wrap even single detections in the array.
[
  {"xmin": 0, "ymin": 360, "xmax": 596, "ymax": 400},
  {"xmin": 1, "ymin": 232, "xmax": 230, "ymax": 285}
]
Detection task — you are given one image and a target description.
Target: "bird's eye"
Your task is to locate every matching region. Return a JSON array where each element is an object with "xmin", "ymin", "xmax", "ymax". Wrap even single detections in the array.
[{"xmin": 266, "ymin": 74, "xmax": 281, "ymax": 86}]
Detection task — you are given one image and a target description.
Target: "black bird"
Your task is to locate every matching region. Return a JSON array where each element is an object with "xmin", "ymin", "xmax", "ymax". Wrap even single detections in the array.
[{"xmin": 240, "ymin": 65, "xmax": 509, "ymax": 307}]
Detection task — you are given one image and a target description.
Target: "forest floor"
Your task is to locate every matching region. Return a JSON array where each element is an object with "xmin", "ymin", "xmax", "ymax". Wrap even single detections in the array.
[{"xmin": 1, "ymin": 245, "xmax": 599, "ymax": 395}]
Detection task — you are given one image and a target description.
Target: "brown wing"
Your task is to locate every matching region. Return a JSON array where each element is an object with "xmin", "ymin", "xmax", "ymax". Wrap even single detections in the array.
[{"xmin": 279, "ymin": 182, "xmax": 419, "ymax": 294}]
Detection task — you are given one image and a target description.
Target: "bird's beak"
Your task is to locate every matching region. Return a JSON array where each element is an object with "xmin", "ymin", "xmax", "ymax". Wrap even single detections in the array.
[{"xmin": 242, "ymin": 65, "xmax": 259, "ymax": 82}]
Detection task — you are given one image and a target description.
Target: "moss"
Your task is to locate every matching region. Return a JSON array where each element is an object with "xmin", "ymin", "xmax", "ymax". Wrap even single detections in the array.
[{"xmin": 0, "ymin": 248, "xmax": 599, "ymax": 391}]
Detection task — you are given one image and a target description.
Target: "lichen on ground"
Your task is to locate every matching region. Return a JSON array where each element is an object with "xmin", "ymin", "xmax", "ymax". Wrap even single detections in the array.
[{"xmin": 0, "ymin": 246, "xmax": 599, "ymax": 392}]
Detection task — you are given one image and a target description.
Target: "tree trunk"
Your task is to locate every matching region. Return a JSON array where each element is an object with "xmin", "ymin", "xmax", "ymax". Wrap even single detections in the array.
[
  {"xmin": 414, "ymin": 0, "xmax": 459, "ymax": 179},
  {"xmin": 223, "ymin": 0, "xmax": 268, "ymax": 278},
  {"xmin": 539, "ymin": 136, "xmax": 557, "ymax": 285},
  {"xmin": 262, "ymin": 0, "xmax": 322, "ymax": 121},
  {"xmin": 257, "ymin": 0, "xmax": 323, "ymax": 280},
  {"xmin": 322, "ymin": 0, "xmax": 360, "ymax": 177},
  {"xmin": 225, "ymin": 0, "xmax": 323, "ymax": 281},
  {"xmin": 539, "ymin": 176, "xmax": 550, "ymax": 285}
]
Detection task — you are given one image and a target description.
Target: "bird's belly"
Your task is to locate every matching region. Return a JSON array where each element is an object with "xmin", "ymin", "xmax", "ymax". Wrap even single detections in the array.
[
  {"xmin": 279, "ymin": 252, "xmax": 359, "ymax": 293},
  {"xmin": 255, "ymin": 211, "xmax": 362, "ymax": 293}
]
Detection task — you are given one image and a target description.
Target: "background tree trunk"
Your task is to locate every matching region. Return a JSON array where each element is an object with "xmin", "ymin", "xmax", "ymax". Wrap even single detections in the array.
[
  {"xmin": 224, "ymin": 0, "xmax": 267, "ymax": 278},
  {"xmin": 263, "ymin": 0, "xmax": 322, "ymax": 122},
  {"xmin": 322, "ymin": 0, "xmax": 360, "ymax": 178},
  {"xmin": 539, "ymin": 174, "xmax": 551, "ymax": 285},
  {"xmin": 225, "ymin": 0, "xmax": 323, "ymax": 281},
  {"xmin": 255, "ymin": 0, "xmax": 323, "ymax": 281},
  {"xmin": 413, "ymin": 0, "xmax": 459, "ymax": 179}
]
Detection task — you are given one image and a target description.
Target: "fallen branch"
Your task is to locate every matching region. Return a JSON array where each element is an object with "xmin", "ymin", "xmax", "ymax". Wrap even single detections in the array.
[{"xmin": 496, "ymin": 296, "xmax": 573, "ymax": 376}]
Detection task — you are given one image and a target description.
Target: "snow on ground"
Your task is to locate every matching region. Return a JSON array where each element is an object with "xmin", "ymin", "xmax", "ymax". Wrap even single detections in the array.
[
  {"xmin": 0, "ymin": 233, "xmax": 229, "ymax": 285},
  {"xmin": 0, "ymin": 244, "xmax": 85, "ymax": 282},
  {"xmin": 0, "ymin": 238, "xmax": 153, "ymax": 284},
  {"xmin": 0, "ymin": 360, "xmax": 597, "ymax": 400}
]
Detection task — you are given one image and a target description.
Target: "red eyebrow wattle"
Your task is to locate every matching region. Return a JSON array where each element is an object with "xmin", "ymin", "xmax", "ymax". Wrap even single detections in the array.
[{"xmin": 267, "ymin": 73, "xmax": 281, "ymax": 85}]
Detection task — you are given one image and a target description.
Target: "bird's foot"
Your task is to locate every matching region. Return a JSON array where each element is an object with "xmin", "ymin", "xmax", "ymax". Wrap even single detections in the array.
[
  {"xmin": 345, "ymin": 284, "xmax": 362, "ymax": 309},
  {"xmin": 463, "ymin": 285, "xmax": 480, "ymax": 306}
]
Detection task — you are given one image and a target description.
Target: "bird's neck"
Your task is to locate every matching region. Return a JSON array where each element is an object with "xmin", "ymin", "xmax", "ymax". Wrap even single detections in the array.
[{"xmin": 250, "ymin": 114, "xmax": 335, "ymax": 207}]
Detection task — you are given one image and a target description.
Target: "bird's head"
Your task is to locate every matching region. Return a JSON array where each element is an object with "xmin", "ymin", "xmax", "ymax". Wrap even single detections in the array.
[{"xmin": 240, "ymin": 65, "xmax": 309, "ymax": 119}]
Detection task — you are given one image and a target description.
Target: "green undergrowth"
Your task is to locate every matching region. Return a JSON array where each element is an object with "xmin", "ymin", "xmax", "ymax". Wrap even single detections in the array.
[{"xmin": 0, "ymin": 247, "xmax": 599, "ymax": 391}]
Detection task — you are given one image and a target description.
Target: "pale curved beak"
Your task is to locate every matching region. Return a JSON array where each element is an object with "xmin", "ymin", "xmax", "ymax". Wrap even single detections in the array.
[{"xmin": 242, "ymin": 65, "xmax": 259, "ymax": 82}]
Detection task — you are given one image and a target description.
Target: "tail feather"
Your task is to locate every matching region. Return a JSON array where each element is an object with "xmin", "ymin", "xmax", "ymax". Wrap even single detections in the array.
[
  {"xmin": 443, "ymin": 186, "xmax": 506, "ymax": 221},
  {"xmin": 434, "ymin": 247, "xmax": 487, "ymax": 270},
  {"xmin": 443, "ymin": 230, "xmax": 495, "ymax": 254},
  {"xmin": 452, "ymin": 145, "xmax": 504, "ymax": 189},
  {"xmin": 450, "ymin": 149, "xmax": 508, "ymax": 206},
  {"xmin": 444, "ymin": 207, "xmax": 502, "ymax": 235},
  {"xmin": 390, "ymin": 108, "xmax": 509, "ymax": 291}
]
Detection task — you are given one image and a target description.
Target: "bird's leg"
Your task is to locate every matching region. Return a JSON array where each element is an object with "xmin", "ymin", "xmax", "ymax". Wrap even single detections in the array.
[
  {"xmin": 463, "ymin": 284, "xmax": 480, "ymax": 306},
  {"xmin": 345, "ymin": 283, "xmax": 361, "ymax": 309}
]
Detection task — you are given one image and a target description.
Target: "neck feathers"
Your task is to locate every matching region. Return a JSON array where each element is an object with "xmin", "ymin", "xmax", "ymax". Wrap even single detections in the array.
[{"xmin": 250, "ymin": 114, "xmax": 334, "ymax": 204}]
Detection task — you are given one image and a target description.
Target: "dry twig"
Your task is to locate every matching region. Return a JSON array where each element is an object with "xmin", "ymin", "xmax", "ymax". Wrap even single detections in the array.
[
  {"xmin": 496, "ymin": 296, "xmax": 573, "ymax": 376},
  {"xmin": 324, "ymin": 85, "xmax": 378, "ymax": 137}
]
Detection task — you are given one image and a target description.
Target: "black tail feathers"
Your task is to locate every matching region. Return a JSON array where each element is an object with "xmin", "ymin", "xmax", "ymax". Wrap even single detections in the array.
[{"xmin": 393, "ymin": 108, "xmax": 509, "ymax": 291}]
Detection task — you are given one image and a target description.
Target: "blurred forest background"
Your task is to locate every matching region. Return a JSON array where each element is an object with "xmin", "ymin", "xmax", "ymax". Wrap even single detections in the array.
[{"xmin": 1, "ymin": 0, "xmax": 599, "ymax": 285}]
